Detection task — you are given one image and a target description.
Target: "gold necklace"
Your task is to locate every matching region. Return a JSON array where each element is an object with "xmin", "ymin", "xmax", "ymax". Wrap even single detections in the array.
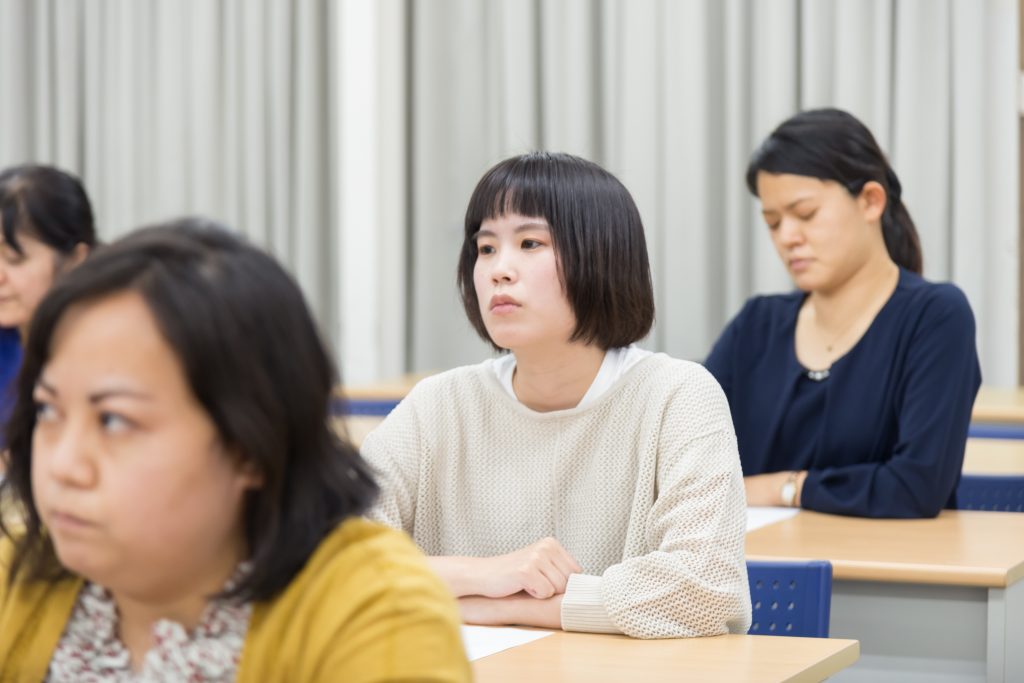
[
  {"xmin": 803, "ymin": 265, "xmax": 899, "ymax": 382},
  {"xmin": 804, "ymin": 313, "xmax": 862, "ymax": 382},
  {"xmin": 818, "ymin": 311, "xmax": 865, "ymax": 353},
  {"xmin": 812, "ymin": 276, "xmax": 894, "ymax": 353}
]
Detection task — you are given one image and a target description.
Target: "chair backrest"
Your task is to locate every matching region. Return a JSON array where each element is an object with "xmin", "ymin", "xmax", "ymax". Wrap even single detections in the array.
[
  {"xmin": 332, "ymin": 397, "xmax": 402, "ymax": 417},
  {"xmin": 956, "ymin": 474, "xmax": 1024, "ymax": 512},
  {"xmin": 747, "ymin": 560, "xmax": 832, "ymax": 638}
]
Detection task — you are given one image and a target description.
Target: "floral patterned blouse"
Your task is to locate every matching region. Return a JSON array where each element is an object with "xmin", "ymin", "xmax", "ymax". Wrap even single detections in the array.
[{"xmin": 46, "ymin": 569, "xmax": 252, "ymax": 682}]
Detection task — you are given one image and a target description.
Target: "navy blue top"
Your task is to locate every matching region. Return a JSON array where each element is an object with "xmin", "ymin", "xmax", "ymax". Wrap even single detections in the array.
[
  {"xmin": 705, "ymin": 268, "xmax": 981, "ymax": 518},
  {"xmin": 0, "ymin": 327, "xmax": 21, "ymax": 429}
]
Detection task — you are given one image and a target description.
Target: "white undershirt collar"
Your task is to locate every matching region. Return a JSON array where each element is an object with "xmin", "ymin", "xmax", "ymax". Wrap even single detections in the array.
[{"xmin": 490, "ymin": 344, "xmax": 653, "ymax": 410}]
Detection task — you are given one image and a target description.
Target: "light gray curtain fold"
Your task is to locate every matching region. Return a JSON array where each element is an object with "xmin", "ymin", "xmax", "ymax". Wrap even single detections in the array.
[
  {"xmin": 410, "ymin": 0, "xmax": 1019, "ymax": 386},
  {"xmin": 1, "ymin": 0, "xmax": 1016, "ymax": 385},
  {"xmin": 0, "ymin": 0, "xmax": 408, "ymax": 385}
]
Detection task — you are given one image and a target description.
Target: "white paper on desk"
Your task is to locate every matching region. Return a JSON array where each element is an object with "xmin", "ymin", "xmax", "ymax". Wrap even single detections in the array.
[
  {"xmin": 746, "ymin": 506, "xmax": 799, "ymax": 532},
  {"xmin": 460, "ymin": 625, "xmax": 553, "ymax": 662}
]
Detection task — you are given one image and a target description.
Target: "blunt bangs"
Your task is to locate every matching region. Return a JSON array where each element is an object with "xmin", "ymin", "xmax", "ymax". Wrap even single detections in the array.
[{"xmin": 458, "ymin": 152, "xmax": 655, "ymax": 351}]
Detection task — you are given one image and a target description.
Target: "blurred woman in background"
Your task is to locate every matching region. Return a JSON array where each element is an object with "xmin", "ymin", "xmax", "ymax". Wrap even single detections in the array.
[
  {"xmin": 0, "ymin": 164, "xmax": 96, "ymax": 422},
  {"xmin": 705, "ymin": 108, "xmax": 980, "ymax": 518}
]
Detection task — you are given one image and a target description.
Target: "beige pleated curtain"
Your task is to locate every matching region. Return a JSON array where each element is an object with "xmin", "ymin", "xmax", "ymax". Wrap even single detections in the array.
[
  {"xmin": 0, "ymin": 0, "xmax": 1017, "ymax": 386},
  {"xmin": 409, "ymin": 0, "xmax": 1019, "ymax": 386}
]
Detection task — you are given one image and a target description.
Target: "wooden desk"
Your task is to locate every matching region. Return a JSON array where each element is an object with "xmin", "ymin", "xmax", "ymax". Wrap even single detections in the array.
[
  {"xmin": 964, "ymin": 439, "xmax": 1024, "ymax": 475},
  {"xmin": 334, "ymin": 415, "xmax": 383, "ymax": 447},
  {"xmin": 473, "ymin": 631, "xmax": 859, "ymax": 683},
  {"xmin": 973, "ymin": 387, "xmax": 1024, "ymax": 425},
  {"xmin": 338, "ymin": 372, "xmax": 428, "ymax": 400},
  {"xmin": 746, "ymin": 511, "xmax": 1024, "ymax": 682}
]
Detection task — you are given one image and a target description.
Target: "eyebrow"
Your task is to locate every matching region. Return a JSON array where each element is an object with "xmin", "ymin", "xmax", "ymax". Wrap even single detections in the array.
[
  {"xmin": 475, "ymin": 222, "xmax": 551, "ymax": 240},
  {"xmin": 762, "ymin": 197, "xmax": 817, "ymax": 215},
  {"xmin": 35, "ymin": 378, "xmax": 154, "ymax": 403}
]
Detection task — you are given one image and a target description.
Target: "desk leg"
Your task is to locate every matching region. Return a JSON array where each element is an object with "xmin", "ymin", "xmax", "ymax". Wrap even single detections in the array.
[{"xmin": 987, "ymin": 579, "xmax": 1024, "ymax": 683}]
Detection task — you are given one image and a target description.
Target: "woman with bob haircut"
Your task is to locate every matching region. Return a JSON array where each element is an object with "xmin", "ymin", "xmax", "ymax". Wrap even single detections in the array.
[
  {"xmin": 0, "ymin": 219, "xmax": 470, "ymax": 681},
  {"xmin": 0, "ymin": 164, "xmax": 97, "ymax": 421},
  {"xmin": 705, "ymin": 108, "xmax": 981, "ymax": 518},
  {"xmin": 363, "ymin": 151, "xmax": 751, "ymax": 639}
]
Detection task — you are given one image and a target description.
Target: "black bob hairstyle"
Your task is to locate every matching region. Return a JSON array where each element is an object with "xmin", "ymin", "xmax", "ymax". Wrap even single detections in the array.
[
  {"xmin": 458, "ymin": 151, "xmax": 655, "ymax": 350},
  {"xmin": 0, "ymin": 164, "xmax": 97, "ymax": 256},
  {"xmin": 0, "ymin": 218, "xmax": 378, "ymax": 602},
  {"xmin": 746, "ymin": 108, "xmax": 923, "ymax": 275}
]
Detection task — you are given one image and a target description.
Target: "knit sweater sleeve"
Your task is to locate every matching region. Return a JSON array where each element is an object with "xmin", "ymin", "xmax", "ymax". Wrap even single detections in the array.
[
  {"xmin": 563, "ymin": 365, "xmax": 751, "ymax": 639},
  {"xmin": 359, "ymin": 385, "xmax": 427, "ymax": 533}
]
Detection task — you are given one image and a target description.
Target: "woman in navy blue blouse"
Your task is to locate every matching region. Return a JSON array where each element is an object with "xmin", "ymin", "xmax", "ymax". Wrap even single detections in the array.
[
  {"xmin": 705, "ymin": 108, "xmax": 981, "ymax": 518},
  {"xmin": 0, "ymin": 165, "xmax": 96, "ymax": 424}
]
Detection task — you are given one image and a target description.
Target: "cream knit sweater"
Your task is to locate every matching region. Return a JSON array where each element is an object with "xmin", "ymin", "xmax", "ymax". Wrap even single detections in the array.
[{"xmin": 361, "ymin": 354, "xmax": 751, "ymax": 639}]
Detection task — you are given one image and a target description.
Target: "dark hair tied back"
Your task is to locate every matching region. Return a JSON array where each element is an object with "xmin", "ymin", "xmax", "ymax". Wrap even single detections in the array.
[{"xmin": 746, "ymin": 108, "xmax": 923, "ymax": 274}]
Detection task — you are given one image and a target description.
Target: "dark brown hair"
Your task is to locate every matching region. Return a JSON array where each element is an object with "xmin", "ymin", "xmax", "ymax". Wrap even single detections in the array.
[
  {"xmin": 746, "ymin": 108, "xmax": 923, "ymax": 274},
  {"xmin": 0, "ymin": 164, "xmax": 97, "ymax": 255},
  {"xmin": 458, "ymin": 152, "xmax": 654, "ymax": 350},
  {"xmin": 0, "ymin": 218, "xmax": 377, "ymax": 602}
]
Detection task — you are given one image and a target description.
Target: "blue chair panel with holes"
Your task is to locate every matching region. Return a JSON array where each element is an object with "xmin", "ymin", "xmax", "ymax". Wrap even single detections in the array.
[
  {"xmin": 747, "ymin": 560, "xmax": 832, "ymax": 638},
  {"xmin": 956, "ymin": 474, "xmax": 1024, "ymax": 512}
]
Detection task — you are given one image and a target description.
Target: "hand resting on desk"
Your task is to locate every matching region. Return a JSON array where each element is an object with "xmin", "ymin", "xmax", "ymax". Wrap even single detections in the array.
[
  {"xmin": 428, "ymin": 537, "xmax": 582, "ymax": 599},
  {"xmin": 428, "ymin": 537, "xmax": 581, "ymax": 629}
]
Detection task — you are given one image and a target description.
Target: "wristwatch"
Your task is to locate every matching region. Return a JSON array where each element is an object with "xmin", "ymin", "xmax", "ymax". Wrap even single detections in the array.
[{"xmin": 780, "ymin": 471, "xmax": 799, "ymax": 507}]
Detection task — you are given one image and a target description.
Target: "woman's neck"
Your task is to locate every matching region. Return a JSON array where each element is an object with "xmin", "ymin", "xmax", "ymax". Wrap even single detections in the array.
[
  {"xmin": 510, "ymin": 342, "xmax": 606, "ymax": 412},
  {"xmin": 808, "ymin": 255, "xmax": 899, "ymax": 332},
  {"xmin": 113, "ymin": 540, "xmax": 246, "ymax": 671},
  {"xmin": 116, "ymin": 590, "xmax": 211, "ymax": 670}
]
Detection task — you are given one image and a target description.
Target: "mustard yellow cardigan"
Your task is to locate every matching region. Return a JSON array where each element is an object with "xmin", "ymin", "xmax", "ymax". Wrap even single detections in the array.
[{"xmin": 0, "ymin": 517, "xmax": 471, "ymax": 682}]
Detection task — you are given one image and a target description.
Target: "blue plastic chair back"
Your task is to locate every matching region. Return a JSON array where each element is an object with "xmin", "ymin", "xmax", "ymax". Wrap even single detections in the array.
[
  {"xmin": 331, "ymin": 397, "xmax": 401, "ymax": 417},
  {"xmin": 956, "ymin": 474, "xmax": 1024, "ymax": 512},
  {"xmin": 968, "ymin": 423, "xmax": 1024, "ymax": 440},
  {"xmin": 747, "ymin": 560, "xmax": 832, "ymax": 638}
]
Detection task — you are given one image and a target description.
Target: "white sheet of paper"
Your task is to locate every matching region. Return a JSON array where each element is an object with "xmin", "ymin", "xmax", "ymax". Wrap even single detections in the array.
[
  {"xmin": 460, "ymin": 625, "xmax": 554, "ymax": 662},
  {"xmin": 746, "ymin": 506, "xmax": 800, "ymax": 532}
]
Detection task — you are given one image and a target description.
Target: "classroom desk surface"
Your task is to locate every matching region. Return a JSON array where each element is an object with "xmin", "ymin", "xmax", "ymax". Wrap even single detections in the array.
[
  {"xmin": 973, "ymin": 387, "xmax": 1024, "ymax": 425},
  {"xmin": 963, "ymin": 438, "xmax": 1024, "ymax": 475},
  {"xmin": 746, "ymin": 510, "xmax": 1024, "ymax": 682},
  {"xmin": 336, "ymin": 415, "xmax": 382, "ymax": 447},
  {"xmin": 338, "ymin": 372, "xmax": 428, "ymax": 400},
  {"xmin": 746, "ymin": 510, "xmax": 1024, "ymax": 587},
  {"xmin": 472, "ymin": 631, "xmax": 859, "ymax": 683}
]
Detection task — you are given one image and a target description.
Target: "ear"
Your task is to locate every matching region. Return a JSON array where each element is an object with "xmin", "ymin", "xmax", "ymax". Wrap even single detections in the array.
[
  {"xmin": 238, "ymin": 457, "xmax": 265, "ymax": 490},
  {"xmin": 223, "ymin": 442, "xmax": 265, "ymax": 490},
  {"xmin": 858, "ymin": 180, "xmax": 887, "ymax": 224},
  {"xmin": 59, "ymin": 243, "xmax": 90, "ymax": 273}
]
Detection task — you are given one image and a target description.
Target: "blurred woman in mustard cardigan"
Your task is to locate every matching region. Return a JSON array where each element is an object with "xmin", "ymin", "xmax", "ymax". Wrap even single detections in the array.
[{"xmin": 0, "ymin": 219, "xmax": 469, "ymax": 682}]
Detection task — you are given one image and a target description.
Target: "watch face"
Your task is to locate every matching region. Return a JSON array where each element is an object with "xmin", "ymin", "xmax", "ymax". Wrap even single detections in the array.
[{"xmin": 781, "ymin": 482, "xmax": 796, "ymax": 507}]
